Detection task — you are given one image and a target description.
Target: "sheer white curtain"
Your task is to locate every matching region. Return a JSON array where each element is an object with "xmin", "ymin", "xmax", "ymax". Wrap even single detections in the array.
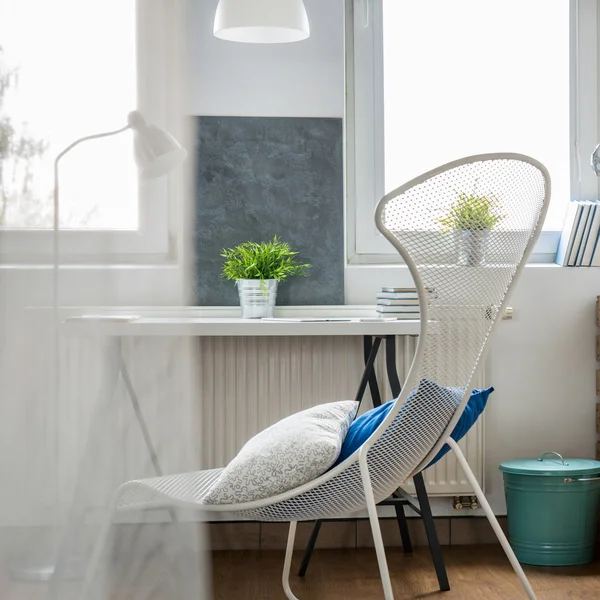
[
  {"xmin": 0, "ymin": 2, "xmax": 208, "ymax": 599},
  {"xmin": 0, "ymin": 302, "xmax": 208, "ymax": 600}
]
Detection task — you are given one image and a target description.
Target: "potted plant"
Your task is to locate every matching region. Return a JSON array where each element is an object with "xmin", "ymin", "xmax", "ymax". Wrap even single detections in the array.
[
  {"xmin": 221, "ymin": 236, "xmax": 310, "ymax": 318},
  {"xmin": 439, "ymin": 191, "xmax": 505, "ymax": 266}
]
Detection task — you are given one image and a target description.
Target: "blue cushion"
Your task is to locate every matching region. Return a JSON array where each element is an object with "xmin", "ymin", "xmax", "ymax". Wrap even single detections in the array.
[
  {"xmin": 334, "ymin": 384, "xmax": 494, "ymax": 467},
  {"xmin": 425, "ymin": 386, "xmax": 494, "ymax": 467}
]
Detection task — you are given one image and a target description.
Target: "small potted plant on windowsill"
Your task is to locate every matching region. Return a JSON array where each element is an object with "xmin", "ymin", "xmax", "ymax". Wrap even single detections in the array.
[
  {"xmin": 439, "ymin": 191, "xmax": 505, "ymax": 266},
  {"xmin": 221, "ymin": 236, "xmax": 310, "ymax": 319}
]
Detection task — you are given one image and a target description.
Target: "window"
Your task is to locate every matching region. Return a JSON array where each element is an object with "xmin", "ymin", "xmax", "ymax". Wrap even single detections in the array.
[
  {"xmin": 347, "ymin": 0, "xmax": 598, "ymax": 263},
  {"xmin": 0, "ymin": 0, "xmax": 181, "ymax": 260}
]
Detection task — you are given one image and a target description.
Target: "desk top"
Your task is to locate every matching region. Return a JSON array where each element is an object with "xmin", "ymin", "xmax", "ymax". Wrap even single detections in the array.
[{"xmin": 61, "ymin": 306, "xmax": 421, "ymax": 337}]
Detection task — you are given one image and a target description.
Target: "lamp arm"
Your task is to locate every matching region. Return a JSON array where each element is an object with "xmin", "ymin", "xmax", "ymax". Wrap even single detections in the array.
[
  {"xmin": 53, "ymin": 123, "xmax": 131, "ymax": 276},
  {"xmin": 51, "ymin": 124, "xmax": 132, "ymax": 508},
  {"xmin": 54, "ymin": 124, "xmax": 131, "ymax": 169},
  {"xmin": 52, "ymin": 121, "xmax": 132, "ymax": 350}
]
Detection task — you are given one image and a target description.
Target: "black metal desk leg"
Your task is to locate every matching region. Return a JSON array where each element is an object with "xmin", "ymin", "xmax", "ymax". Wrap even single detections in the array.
[
  {"xmin": 384, "ymin": 335, "xmax": 413, "ymax": 553},
  {"xmin": 354, "ymin": 335, "xmax": 382, "ymax": 409},
  {"xmin": 117, "ymin": 340, "xmax": 163, "ymax": 477},
  {"xmin": 386, "ymin": 335, "xmax": 448, "ymax": 588},
  {"xmin": 298, "ymin": 335, "xmax": 383, "ymax": 576},
  {"xmin": 363, "ymin": 336, "xmax": 382, "ymax": 407},
  {"xmin": 297, "ymin": 520, "xmax": 322, "ymax": 577},
  {"xmin": 414, "ymin": 472, "xmax": 450, "ymax": 591},
  {"xmin": 393, "ymin": 502, "xmax": 413, "ymax": 553},
  {"xmin": 385, "ymin": 335, "xmax": 402, "ymax": 398},
  {"xmin": 116, "ymin": 339, "xmax": 181, "ymax": 528}
]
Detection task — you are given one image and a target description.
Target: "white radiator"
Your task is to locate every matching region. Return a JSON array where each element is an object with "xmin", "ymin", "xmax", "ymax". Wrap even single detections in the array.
[{"xmin": 196, "ymin": 335, "xmax": 484, "ymax": 496}]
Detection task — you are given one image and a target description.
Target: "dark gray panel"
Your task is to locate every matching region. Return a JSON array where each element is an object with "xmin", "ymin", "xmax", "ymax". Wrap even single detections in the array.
[{"xmin": 194, "ymin": 116, "xmax": 344, "ymax": 306}]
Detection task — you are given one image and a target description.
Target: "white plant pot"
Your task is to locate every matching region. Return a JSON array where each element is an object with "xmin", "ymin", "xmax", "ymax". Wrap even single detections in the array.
[
  {"xmin": 236, "ymin": 279, "xmax": 278, "ymax": 319},
  {"xmin": 456, "ymin": 230, "xmax": 489, "ymax": 267}
]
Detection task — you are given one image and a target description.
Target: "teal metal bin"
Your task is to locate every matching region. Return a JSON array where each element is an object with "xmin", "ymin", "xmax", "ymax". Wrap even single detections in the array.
[{"xmin": 499, "ymin": 452, "xmax": 600, "ymax": 566}]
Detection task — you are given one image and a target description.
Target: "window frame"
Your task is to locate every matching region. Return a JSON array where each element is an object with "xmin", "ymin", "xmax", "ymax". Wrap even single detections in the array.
[
  {"xmin": 345, "ymin": 0, "xmax": 600, "ymax": 264},
  {"xmin": 0, "ymin": 0, "xmax": 183, "ymax": 264}
]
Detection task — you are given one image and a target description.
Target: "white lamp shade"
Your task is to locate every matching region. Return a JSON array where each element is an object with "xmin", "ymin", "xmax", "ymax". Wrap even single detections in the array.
[
  {"xmin": 128, "ymin": 111, "xmax": 187, "ymax": 180},
  {"xmin": 214, "ymin": 0, "xmax": 310, "ymax": 44}
]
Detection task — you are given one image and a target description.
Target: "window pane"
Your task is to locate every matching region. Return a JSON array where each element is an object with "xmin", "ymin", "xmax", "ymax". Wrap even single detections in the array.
[
  {"xmin": 382, "ymin": 0, "xmax": 570, "ymax": 231},
  {"xmin": 0, "ymin": 0, "xmax": 137, "ymax": 230}
]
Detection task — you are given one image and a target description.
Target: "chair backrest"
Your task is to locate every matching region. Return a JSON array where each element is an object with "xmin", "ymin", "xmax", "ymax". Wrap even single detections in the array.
[
  {"xmin": 369, "ymin": 153, "xmax": 550, "ymax": 480},
  {"xmin": 240, "ymin": 154, "xmax": 550, "ymax": 522}
]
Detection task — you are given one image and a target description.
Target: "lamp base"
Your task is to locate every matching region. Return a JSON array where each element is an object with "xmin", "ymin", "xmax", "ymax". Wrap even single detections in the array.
[{"xmin": 8, "ymin": 556, "xmax": 86, "ymax": 583}]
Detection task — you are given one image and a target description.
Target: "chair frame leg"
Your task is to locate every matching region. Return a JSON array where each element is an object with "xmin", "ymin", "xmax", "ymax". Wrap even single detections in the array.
[
  {"xmin": 413, "ymin": 472, "xmax": 449, "ymax": 591},
  {"xmin": 447, "ymin": 437, "xmax": 537, "ymax": 600},
  {"xmin": 359, "ymin": 451, "xmax": 394, "ymax": 600},
  {"xmin": 282, "ymin": 522, "xmax": 300, "ymax": 600}
]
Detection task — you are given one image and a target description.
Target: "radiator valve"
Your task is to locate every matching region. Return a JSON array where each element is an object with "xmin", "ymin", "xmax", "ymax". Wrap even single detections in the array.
[
  {"xmin": 452, "ymin": 495, "xmax": 480, "ymax": 510},
  {"xmin": 452, "ymin": 496, "xmax": 463, "ymax": 510}
]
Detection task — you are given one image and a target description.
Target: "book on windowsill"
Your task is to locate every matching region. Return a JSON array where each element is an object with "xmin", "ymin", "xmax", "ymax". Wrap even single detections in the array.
[
  {"xmin": 376, "ymin": 310, "xmax": 419, "ymax": 319},
  {"xmin": 555, "ymin": 199, "xmax": 600, "ymax": 267},
  {"xmin": 377, "ymin": 292, "xmax": 419, "ymax": 300},
  {"xmin": 376, "ymin": 305, "xmax": 420, "ymax": 315},
  {"xmin": 379, "ymin": 287, "xmax": 434, "ymax": 296},
  {"xmin": 376, "ymin": 298, "xmax": 420, "ymax": 306},
  {"xmin": 380, "ymin": 287, "xmax": 419, "ymax": 293}
]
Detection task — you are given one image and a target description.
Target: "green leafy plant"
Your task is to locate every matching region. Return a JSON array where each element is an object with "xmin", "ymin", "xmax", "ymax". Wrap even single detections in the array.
[
  {"xmin": 221, "ymin": 236, "xmax": 310, "ymax": 283},
  {"xmin": 439, "ymin": 192, "xmax": 505, "ymax": 232}
]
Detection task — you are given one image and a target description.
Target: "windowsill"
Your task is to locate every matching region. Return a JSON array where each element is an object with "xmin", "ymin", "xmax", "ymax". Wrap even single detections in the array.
[
  {"xmin": 348, "ymin": 232, "xmax": 562, "ymax": 266},
  {"xmin": 0, "ymin": 259, "xmax": 180, "ymax": 270},
  {"xmin": 343, "ymin": 259, "xmax": 596, "ymax": 305}
]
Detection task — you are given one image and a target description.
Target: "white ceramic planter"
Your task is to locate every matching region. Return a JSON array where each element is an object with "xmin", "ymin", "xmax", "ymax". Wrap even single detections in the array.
[
  {"xmin": 456, "ymin": 230, "xmax": 489, "ymax": 266},
  {"xmin": 236, "ymin": 279, "xmax": 278, "ymax": 319}
]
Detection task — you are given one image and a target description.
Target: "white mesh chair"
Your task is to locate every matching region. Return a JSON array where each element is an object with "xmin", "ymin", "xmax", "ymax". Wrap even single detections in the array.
[{"xmin": 81, "ymin": 153, "xmax": 550, "ymax": 600}]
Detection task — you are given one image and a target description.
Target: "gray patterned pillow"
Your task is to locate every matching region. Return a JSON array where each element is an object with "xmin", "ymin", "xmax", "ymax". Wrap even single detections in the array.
[{"xmin": 202, "ymin": 400, "xmax": 358, "ymax": 505}]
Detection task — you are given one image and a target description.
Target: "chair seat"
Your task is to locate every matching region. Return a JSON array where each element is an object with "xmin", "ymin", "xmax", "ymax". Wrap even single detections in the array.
[
  {"xmin": 117, "ymin": 468, "xmax": 224, "ymax": 510},
  {"xmin": 116, "ymin": 462, "xmax": 380, "ymax": 522}
]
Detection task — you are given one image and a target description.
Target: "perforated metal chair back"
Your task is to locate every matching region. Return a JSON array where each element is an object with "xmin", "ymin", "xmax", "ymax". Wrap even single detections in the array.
[
  {"xmin": 375, "ymin": 153, "xmax": 550, "ymax": 474},
  {"xmin": 221, "ymin": 153, "xmax": 550, "ymax": 522}
]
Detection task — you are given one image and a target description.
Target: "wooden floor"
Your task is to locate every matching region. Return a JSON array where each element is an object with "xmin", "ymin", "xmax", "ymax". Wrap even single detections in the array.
[
  {"xmin": 2, "ymin": 544, "xmax": 599, "ymax": 599},
  {"xmin": 212, "ymin": 546, "xmax": 600, "ymax": 599}
]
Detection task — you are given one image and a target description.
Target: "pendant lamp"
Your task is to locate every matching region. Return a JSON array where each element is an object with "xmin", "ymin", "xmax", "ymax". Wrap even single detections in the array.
[{"xmin": 213, "ymin": 0, "xmax": 310, "ymax": 44}]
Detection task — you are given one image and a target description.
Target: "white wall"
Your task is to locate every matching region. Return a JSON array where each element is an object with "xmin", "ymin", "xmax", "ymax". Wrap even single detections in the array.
[
  {"xmin": 188, "ymin": 0, "xmax": 600, "ymax": 513},
  {"xmin": 486, "ymin": 268, "xmax": 598, "ymax": 511},
  {"xmin": 346, "ymin": 265, "xmax": 600, "ymax": 511},
  {"xmin": 187, "ymin": 0, "xmax": 344, "ymax": 118}
]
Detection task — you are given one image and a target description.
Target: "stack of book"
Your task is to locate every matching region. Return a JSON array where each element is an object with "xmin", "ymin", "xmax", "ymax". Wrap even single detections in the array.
[
  {"xmin": 555, "ymin": 200, "xmax": 600, "ymax": 267},
  {"xmin": 376, "ymin": 287, "xmax": 421, "ymax": 319}
]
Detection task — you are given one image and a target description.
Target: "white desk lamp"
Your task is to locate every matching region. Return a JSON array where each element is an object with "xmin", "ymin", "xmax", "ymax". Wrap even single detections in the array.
[
  {"xmin": 53, "ymin": 109, "xmax": 186, "ymax": 242},
  {"xmin": 213, "ymin": 0, "xmax": 310, "ymax": 44},
  {"xmin": 52, "ymin": 110, "xmax": 187, "ymax": 302}
]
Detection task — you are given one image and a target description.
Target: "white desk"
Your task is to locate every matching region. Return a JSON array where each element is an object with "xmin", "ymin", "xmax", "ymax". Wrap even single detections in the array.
[
  {"xmin": 60, "ymin": 306, "xmax": 447, "ymax": 583},
  {"xmin": 62, "ymin": 306, "xmax": 420, "ymax": 337},
  {"xmin": 64, "ymin": 316, "xmax": 420, "ymax": 337},
  {"xmin": 61, "ymin": 305, "xmax": 419, "ymax": 478}
]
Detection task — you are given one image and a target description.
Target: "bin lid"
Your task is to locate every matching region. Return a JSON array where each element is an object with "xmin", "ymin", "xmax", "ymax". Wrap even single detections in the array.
[{"xmin": 499, "ymin": 452, "xmax": 600, "ymax": 477}]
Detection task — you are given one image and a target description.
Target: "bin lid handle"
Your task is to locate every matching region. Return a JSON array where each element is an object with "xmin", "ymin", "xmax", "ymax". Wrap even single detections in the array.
[{"xmin": 537, "ymin": 451, "xmax": 568, "ymax": 466}]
